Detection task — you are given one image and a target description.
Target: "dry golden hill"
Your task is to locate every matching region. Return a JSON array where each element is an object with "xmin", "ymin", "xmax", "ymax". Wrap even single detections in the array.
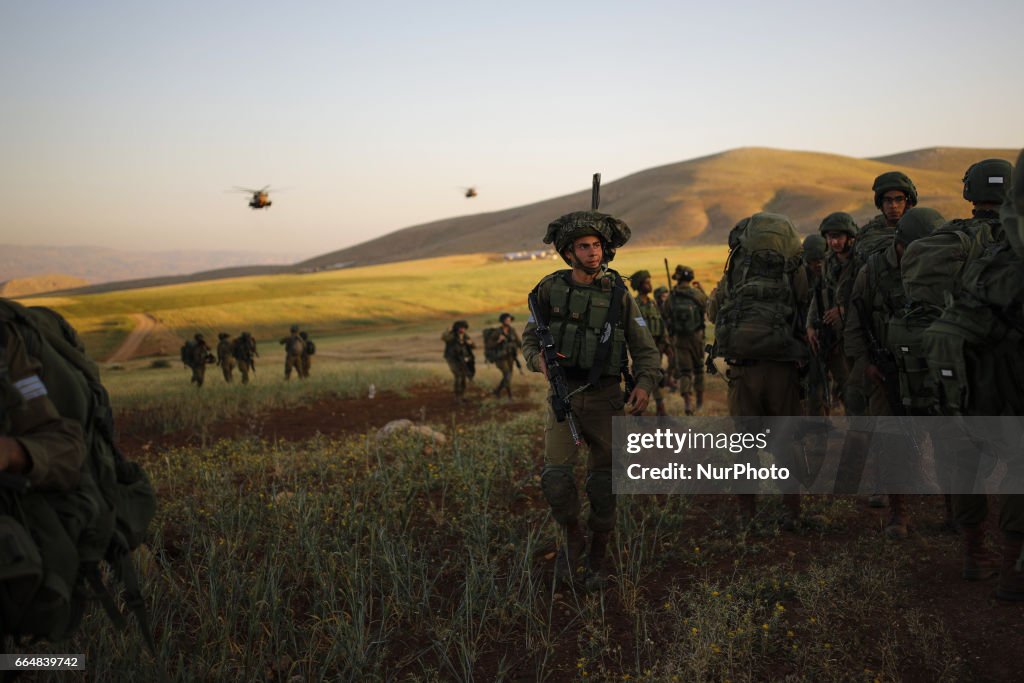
[
  {"xmin": 302, "ymin": 146, "xmax": 1017, "ymax": 269},
  {"xmin": 0, "ymin": 274, "xmax": 90, "ymax": 297}
]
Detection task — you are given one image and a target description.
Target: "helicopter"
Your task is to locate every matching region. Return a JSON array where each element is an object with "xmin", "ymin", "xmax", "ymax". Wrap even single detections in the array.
[
  {"xmin": 461, "ymin": 186, "xmax": 478, "ymax": 198},
  {"xmin": 231, "ymin": 185, "xmax": 273, "ymax": 209}
]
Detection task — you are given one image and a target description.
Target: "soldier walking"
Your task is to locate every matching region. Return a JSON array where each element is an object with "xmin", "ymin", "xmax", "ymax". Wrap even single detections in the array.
[
  {"xmin": 216, "ymin": 332, "xmax": 235, "ymax": 383},
  {"xmin": 442, "ymin": 320, "xmax": 476, "ymax": 404},
  {"xmin": 233, "ymin": 331, "xmax": 259, "ymax": 384},
  {"xmin": 523, "ymin": 205, "xmax": 660, "ymax": 590},
  {"xmin": 666, "ymin": 265, "xmax": 708, "ymax": 415},
  {"xmin": 630, "ymin": 270, "xmax": 669, "ymax": 416},
  {"xmin": 489, "ymin": 313, "xmax": 522, "ymax": 399},
  {"xmin": 280, "ymin": 325, "xmax": 305, "ymax": 380}
]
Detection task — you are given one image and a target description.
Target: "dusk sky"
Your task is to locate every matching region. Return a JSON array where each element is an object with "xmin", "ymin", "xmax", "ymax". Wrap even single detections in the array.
[{"xmin": 1, "ymin": 0, "xmax": 1021, "ymax": 257}]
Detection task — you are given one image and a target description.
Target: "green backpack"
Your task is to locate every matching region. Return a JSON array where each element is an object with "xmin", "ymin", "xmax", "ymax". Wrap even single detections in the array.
[
  {"xmin": 668, "ymin": 288, "xmax": 704, "ymax": 335},
  {"xmin": 482, "ymin": 327, "xmax": 504, "ymax": 363},
  {"xmin": 0, "ymin": 301, "xmax": 157, "ymax": 648},
  {"xmin": 714, "ymin": 213, "xmax": 808, "ymax": 362}
]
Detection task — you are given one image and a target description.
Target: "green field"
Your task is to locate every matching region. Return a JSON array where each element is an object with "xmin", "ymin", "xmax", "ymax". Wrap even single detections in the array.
[{"xmin": 24, "ymin": 245, "xmax": 729, "ymax": 362}]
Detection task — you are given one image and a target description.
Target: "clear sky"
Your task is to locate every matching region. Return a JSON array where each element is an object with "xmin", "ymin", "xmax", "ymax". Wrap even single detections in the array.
[{"xmin": 1, "ymin": 0, "xmax": 1021, "ymax": 257}]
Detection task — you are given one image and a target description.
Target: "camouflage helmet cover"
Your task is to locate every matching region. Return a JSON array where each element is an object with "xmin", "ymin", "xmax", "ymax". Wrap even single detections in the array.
[
  {"xmin": 894, "ymin": 207, "xmax": 944, "ymax": 247},
  {"xmin": 629, "ymin": 270, "xmax": 651, "ymax": 290},
  {"xmin": 653, "ymin": 286, "xmax": 668, "ymax": 298},
  {"xmin": 872, "ymin": 171, "xmax": 918, "ymax": 209},
  {"xmin": 818, "ymin": 211, "xmax": 858, "ymax": 238},
  {"xmin": 802, "ymin": 234, "xmax": 827, "ymax": 261},
  {"xmin": 544, "ymin": 211, "xmax": 631, "ymax": 265},
  {"xmin": 962, "ymin": 158, "xmax": 1012, "ymax": 204},
  {"xmin": 289, "ymin": 324, "xmax": 299, "ymax": 333},
  {"xmin": 672, "ymin": 265, "xmax": 695, "ymax": 282}
]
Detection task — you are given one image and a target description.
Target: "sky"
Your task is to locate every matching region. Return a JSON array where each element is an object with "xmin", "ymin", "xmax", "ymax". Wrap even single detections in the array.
[{"xmin": 1, "ymin": 0, "xmax": 1021, "ymax": 258}]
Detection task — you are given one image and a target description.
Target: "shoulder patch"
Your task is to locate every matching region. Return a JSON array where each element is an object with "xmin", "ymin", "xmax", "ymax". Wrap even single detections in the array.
[
  {"xmin": 14, "ymin": 375, "xmax": 47, "ymax": 401},
  {"xmin": 634, "ymin": 317, "xmax": 647, "ymax": 327}
]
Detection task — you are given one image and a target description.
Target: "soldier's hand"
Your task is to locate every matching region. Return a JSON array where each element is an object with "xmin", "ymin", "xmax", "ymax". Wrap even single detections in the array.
[
  {"xmin": 866, "ymin": 364, "xmax": 886, "ymax": 386},
  {"xmin": 538, "ymin": 358, "xmax": 549, "ymax": 379},
  {"xmin": 807, "ymin": 327, "xmax": 820, "ymax": 354},
  {"xmin": 823, "ymin": 306, "xmax": 842, "ymax": 326},
  {"xmin": 0, "ymin": 437, "xmax": 29, "ymax": 475},
  {"xmin": 625, "ymin": 387, "xmax": 650, "ymax": 415}
]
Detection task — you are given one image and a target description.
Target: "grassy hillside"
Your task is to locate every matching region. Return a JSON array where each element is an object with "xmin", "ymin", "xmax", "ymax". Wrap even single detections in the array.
[{"xmin": 25, "ymin": 245, "xmax": 730, "ymax": 360}]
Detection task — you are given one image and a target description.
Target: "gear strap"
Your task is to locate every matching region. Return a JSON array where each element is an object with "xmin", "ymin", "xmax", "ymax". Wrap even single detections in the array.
[{"xmin": 588, "ymin": 272, "xmax": 627, "ymax": 388}]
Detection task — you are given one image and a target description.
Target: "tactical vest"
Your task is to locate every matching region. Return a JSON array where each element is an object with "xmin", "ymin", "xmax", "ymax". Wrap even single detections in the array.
[
  {"xmin": 634, "ymin": 296, "xmax": 665, "ymax": 339},
  {"xmin": 668, "ymin": 287, "xmax": 705, "ymax": 336},
  {"xmin": 860, "ymin": 250, "xmax": 906, "ymax": 350},
  {"xmin": 546, "ymin": 272, "xmax": 626, "ymax": 377}
]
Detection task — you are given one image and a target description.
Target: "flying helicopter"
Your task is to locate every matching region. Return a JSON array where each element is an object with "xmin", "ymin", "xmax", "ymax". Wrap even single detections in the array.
[
  {"xmin": 461, "ymin": 186, "xmax": 478, "ymax": 198},
  {"xmin": 231, "ymin": 185, "xmax": 273, "ymax": 209}
]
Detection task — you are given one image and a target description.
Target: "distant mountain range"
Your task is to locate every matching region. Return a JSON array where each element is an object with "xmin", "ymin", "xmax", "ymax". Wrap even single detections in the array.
[{"xmin": 7, "ymin": 146, "xmax": 1017, "ymax": 296}]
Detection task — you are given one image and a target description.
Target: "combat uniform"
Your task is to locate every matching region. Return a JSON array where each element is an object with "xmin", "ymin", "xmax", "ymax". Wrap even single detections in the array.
[
  {"xmin": 216, "ymin": 333, "xmax": 235, "ymax": 383},
  {"xmin": 233, "ymin": 332, "xmax": 258, "ymax": 384},
  {"xmin": 280, "ymin": 329, "xmax": 304, "ymax": 380},
  {"xmin": 1, "ymin": 314, "xmax": 86, "ymax": 491},
  {"xmin": 631, "ymin": 282, "xmax": 668, "ymax": 415},
  {"xmin": 188, "ymin": 336, "xmax": 213, "ymax": 388},
  {"xmin": 442, "ymin": 325, "xmax": 475, "ymax": 402},
  {"xmin": 492, "ymin": 322, "xmax": 522, "ymax": 399},
  {"xmin": 666, "ymin": 279, "xmax": 708, "ymax": 414}
]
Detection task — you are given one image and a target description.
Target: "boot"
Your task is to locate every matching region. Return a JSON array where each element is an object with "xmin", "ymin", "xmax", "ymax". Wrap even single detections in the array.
[
  {"xmin": 683, "ymin": 394, "xmax": 694, "ymax": 416},
  {"xmin": 961, "ymin": 524, "xmax": 1000, "ymax": 581},
  {"xmin": 554, "ymin": 520, "xmax": 587, "ymax": 587},
  {"xmin": 780, "ymin": 494, "xmax": 801, "ymax": 532},
  {"xmin": 884, "ymin": 494, "xmax": 908, "ymax": 539},
  {"xmin": 584, "ymin": 530, "xmax": 611, "ymax": 591},
  {"xmin": 655, "ymin": 399, "xmax": 667, "ymax": 417},
  {"xmin": 995, "ymin": 533, "xmax": 1024, "ymax": 601},
  {"xmin": 696, "ymin": 390, "xmax": 704, "ymax": 410}
]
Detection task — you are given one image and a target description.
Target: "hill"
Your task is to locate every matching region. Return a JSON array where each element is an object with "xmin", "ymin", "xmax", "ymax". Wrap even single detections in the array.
[
  {"xmin": 0, "ymin": 273, "xmax": 90, "ymax": 297},
  {"xmin": 301, "ymin": 146, "xmax": 1017, "ymax": 269}
]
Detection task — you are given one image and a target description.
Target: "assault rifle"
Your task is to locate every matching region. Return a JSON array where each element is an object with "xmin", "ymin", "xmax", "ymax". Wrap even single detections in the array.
[
  {"xmin": 528, "ymin": 291, "xmax": 582, "ymax": 445},
  {"xmin": 852, "ymin": 297, "xmax": 905, "ymax": 416},
  {"xmin": 704, "ymin": 342, "xmax": 719, "ymax": 376}
]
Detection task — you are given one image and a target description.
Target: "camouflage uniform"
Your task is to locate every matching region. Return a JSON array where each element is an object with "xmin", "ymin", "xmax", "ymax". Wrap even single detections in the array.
[
  {"xmin": 442, "ymin": 322, "xmax": 475, "ymax": 402},
  {"xmin": 280, "ymin": 325, "xmax": 304, "ymax": 380},
  {"xmin": 492, "ymin": 315, "xmax": 522, "ymax": 399},
  {"xmin": 233, "ymin": 332, "xmax": 258, "ymax": 384},
  {"xmin": 0, "ymin": 304, "xmax": 87, "ymax": 491},
  {"xmin": 216, "ymin": 333, "xmax": 235, "ymax": 383},
  {"xmin": 629, "ymin": 271, "xmax": 669, "ymax": 416},
  {"xmin": 187, "ymin": 334, "xmax": 213, "ymax": 388},
  {"xmin": 666, "ymin": 268, "xmax": 708, "ymax": 415},
  {"xmin": 524, "ymin": 210, "xmax": 660, "ymax": 588},
  {"xmin": 923, "ymin": 158, "xmax": 1024, "ymax": 599}
]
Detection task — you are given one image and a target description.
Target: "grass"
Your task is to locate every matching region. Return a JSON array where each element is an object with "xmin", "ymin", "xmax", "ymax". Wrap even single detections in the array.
[{"xmin": 21, "ymin": 245, "xmax": 730, "ymax": 360}]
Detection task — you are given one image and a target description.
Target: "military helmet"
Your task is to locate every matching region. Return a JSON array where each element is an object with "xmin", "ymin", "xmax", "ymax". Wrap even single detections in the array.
[
  {"xmin": 453, "ymin": 320, "xmax": 469, "ymax": 332},
  {"xmin": 672, "ymin": 265, "xmax": 694, "ymax": 282},
  {"xmin": 962, "ymin": 158, "xmax": 1012, "ymax": 204},
  {"xmin": 802, "ymin": 234, "xmax": 827, "ymax": 261},
  {"xmin": 499, "ymin": 312, "xmax": 514, "ymax": 323},
  {"xmin": 194, "ymin": 333, "xmax": 205, "ymax": 342},
  {"xmin": 629, "ymin": 270, "xmax": 651, "ymax": 290},
  {"xmin": 818, "ymin": 211, "xmax": 858, "ymax": 238},
  {"xmin": 289, "ymin": 324, "xmax": 299, "ymax": 333},
  {"xmin": 872, "ymin": 171, "xmax": 918, "ymax": 209},
  {"xmin": 894, "ymin": 207, "xmax": 944, "ymax": 247},
  {"xmin": 218, "ymin": 332, "xmax": 230, "ymax": 340},
  {"xmin": 299, "ymin": 331, "xmax": 308, "ymax": 340},
  {"xmin": 543, "ymin": 211, "xmax": 631, "ymax": 265},
  {"xmin": 654, "ymin": 286, "xmax": 668, "ymax": 298}
]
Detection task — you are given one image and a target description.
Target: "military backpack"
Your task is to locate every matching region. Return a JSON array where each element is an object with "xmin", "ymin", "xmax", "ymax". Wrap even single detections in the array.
[
  {"xmin": 0, "ymin": 301, "xmax": 157, "ymax": 649},
  {"xmin": 305, "ymin": 339, "xmax": 316, "ymax": 356},
  {"xmin": 668, "ymin": 288, "xmax": 704, "ymax": 336},
  {"xmin": 714, "ymin": 213, "xmax": 808, "ymax": 362},
  {"xmin": 482, "ymin": 327, "xmax": 504, "ymax": 363}
]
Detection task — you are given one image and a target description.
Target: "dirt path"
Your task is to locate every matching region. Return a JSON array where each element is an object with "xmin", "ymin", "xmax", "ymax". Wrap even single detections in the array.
[{"xmin": 107, "ymin": 313, "xmax": 157, "ymax": 362}]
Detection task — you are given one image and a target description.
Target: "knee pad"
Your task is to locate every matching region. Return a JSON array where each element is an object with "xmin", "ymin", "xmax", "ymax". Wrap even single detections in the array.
[
  {"xmin": 585, "ymin": 470, "xmax": 616, "ymax": 532},
  {"xmin": 541, "ymin": 465, "xmax": 579, "ymax": 523}
]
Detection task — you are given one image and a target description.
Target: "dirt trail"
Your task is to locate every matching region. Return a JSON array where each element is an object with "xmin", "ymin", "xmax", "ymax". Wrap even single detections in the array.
[{"xmin": 107, "ymin": 313, "xmax": 157, "ymax": 362}]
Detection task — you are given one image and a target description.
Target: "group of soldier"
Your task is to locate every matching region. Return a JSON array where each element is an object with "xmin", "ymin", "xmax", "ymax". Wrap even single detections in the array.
[
  {"xmin": 441, "ymin": 313, "xmax": 523, "ymax": 404},
  {"xmin": 180, "ymin": 325, "xmax": 316, "ymax": 386},
  {"xmin": 518, "ymin": 155, "xmax": 1024, "ymax": 603}
]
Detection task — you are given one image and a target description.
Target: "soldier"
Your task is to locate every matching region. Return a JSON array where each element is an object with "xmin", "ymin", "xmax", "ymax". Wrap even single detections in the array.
[
  {"xmin": 216, "ymin": 332, "xmax": 235, "ymax": 383},
  {"xmin": 490, "ymin": 313, "xmax": 522, "ymax": 399},
  {"xmin": 442, "ymin": 320, "xmax": 475, "ymax": 404},
  {"xmin": 523, "ymin": 210, "xmax": 660, "ymax": 589},
  {"xmin": 666, "ymin": 265, "xmax": 708, "ymax": 415},
  {"xmin": 299, "ymin": 331, "xmax": 315, "ymax": 378},
  {"xmin": 280, "ymin": 324, "xmax": 305, "ymax": 380},
  {"xmin": 845, "ymin": 207, "xmax": 942, "ymax": 538},
  {"xmin": 924, "ymin": 157, "xmax": 1022, "ymax": 599},
  {"xmin": 629, "ymin": 270, "xmax": 669, "ymax": 416},
  {"xmin": 0, "ymin": 299, "xmax": 87, "ymax": 491},
  {"xmin": 233, "ymin": 331, "xmax": 259, "ymax": 384},
  {"xmin": 184, "ymin": 333, "xmax": 214, "ymax": 387},
  {"xmin": 801, "ymin": 234, "xmax": 830, "ymax": 415},
  {"xmin": 654, "ymin": 286, "xmax": 678, "ymax": 390},
  {"xmin": 707, "ymin": 213, "xmax": 809, "ymax": 527}
]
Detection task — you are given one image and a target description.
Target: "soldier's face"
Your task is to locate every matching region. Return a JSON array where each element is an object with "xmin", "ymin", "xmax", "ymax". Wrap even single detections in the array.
[
  {"xmin": 825, "ymin": 232, "xmax": 851, "ymax": 254},
  {"xmin": 881, "ymin": 191, "xmax": 909, "ymax": 224},
  {"xmin": 569, "ymin": 236, "xmax": 603, "ymax": 270},
  {"xmin": 638, "ymin": 277, "xmax": 653, "ymax": 295},
  {"xmin": 808, "ymin": 259, "xmax": 823, "ymax": 276}
]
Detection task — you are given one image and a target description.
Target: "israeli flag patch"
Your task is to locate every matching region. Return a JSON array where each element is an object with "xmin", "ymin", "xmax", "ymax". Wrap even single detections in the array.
[
  {"xmin": 635, "ymin": 317, "xmax": 647, "ymax": 327},
  {"xmin": 14, "ymin": 375, "xmax": 48, "ymax": 401},
  {"xmin": 940, "ymin": 369, "xmax": 954, "ymax": 378},
  {"xmin": 527, "ymin": 315, "xmax": 535, "ymax": 324},
  {"xmin": 989, "ymin": 177, "xmax": 1005, "ymax": 184}
]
